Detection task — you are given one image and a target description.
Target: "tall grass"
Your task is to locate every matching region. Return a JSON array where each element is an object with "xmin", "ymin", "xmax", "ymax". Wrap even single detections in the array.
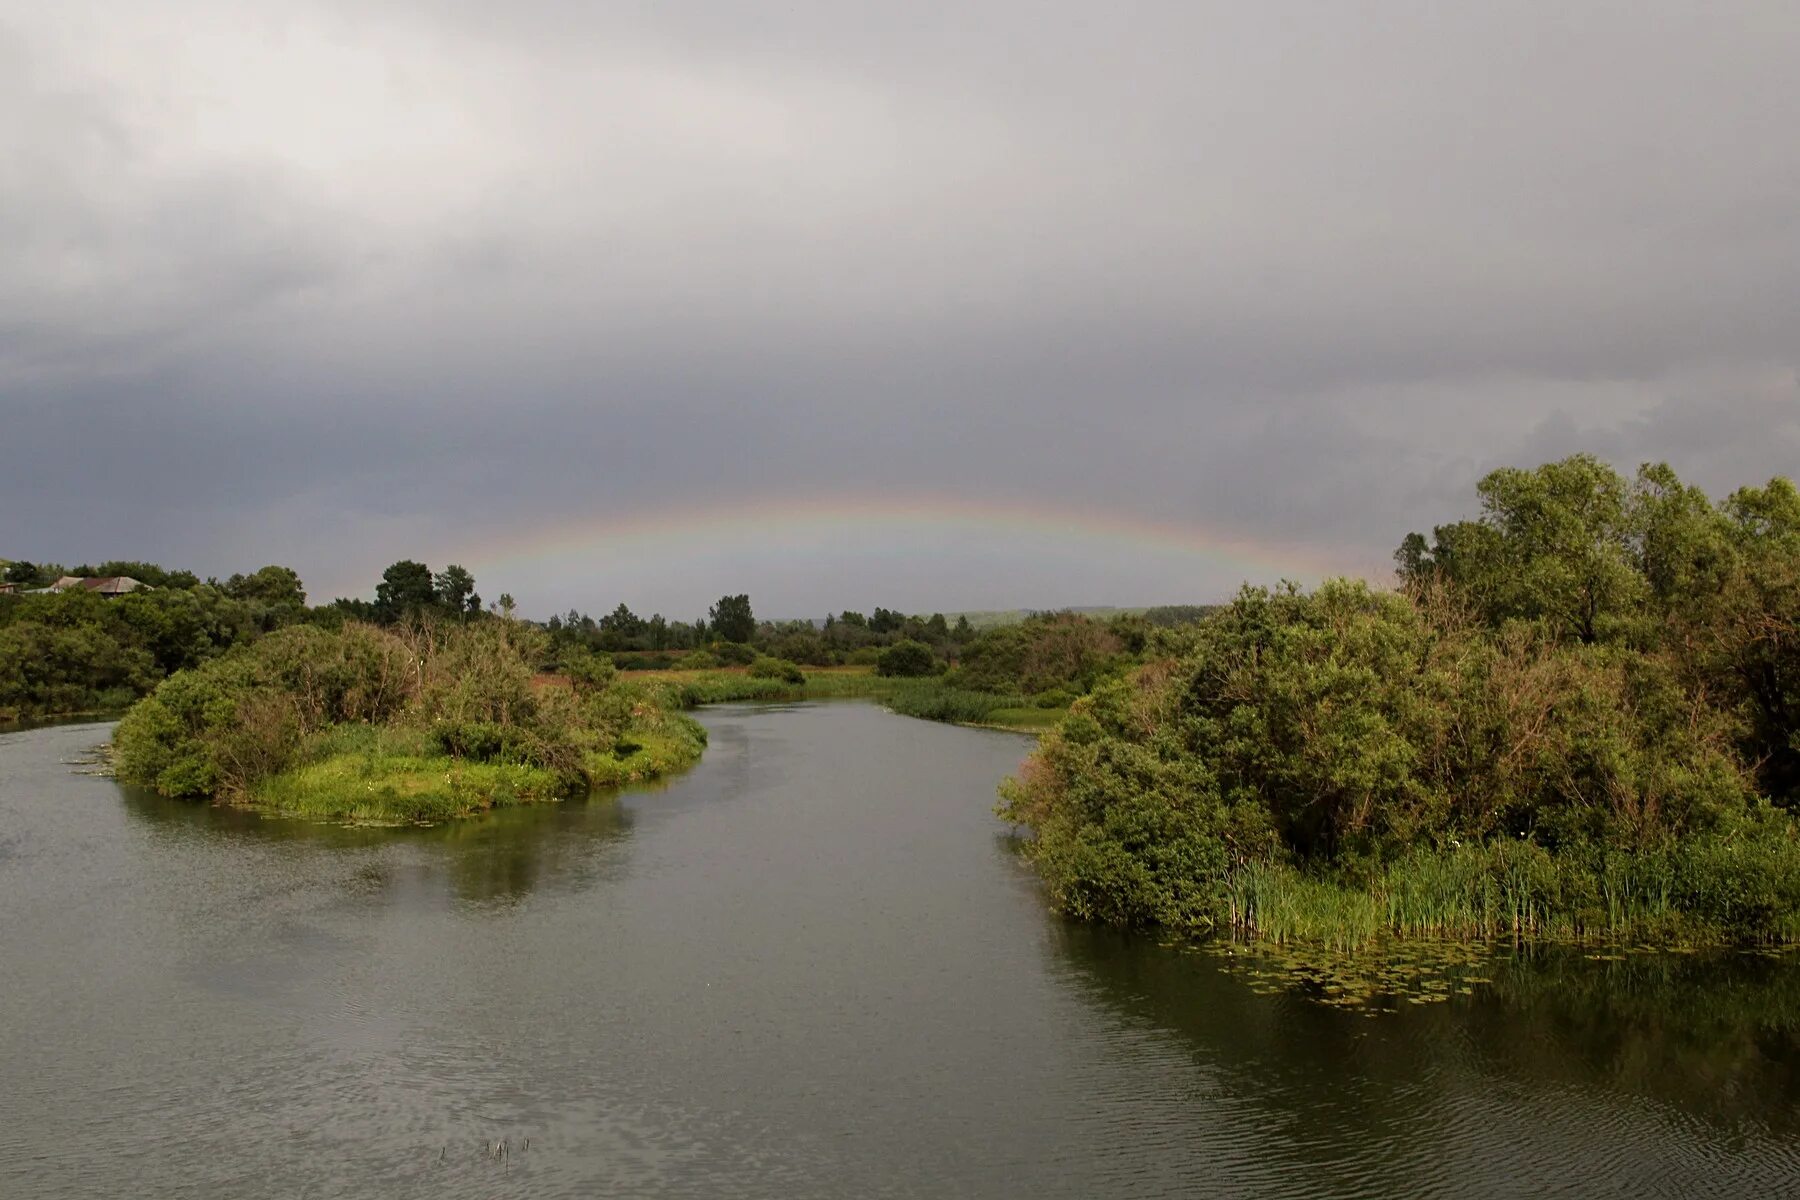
[
  {"xmin": 881, "ymin": 681, "xmax": 1031, "ymax": 725},
  {"xmin": 623, "ymin": 668, "xmax": 1049, "ymax": 730},
  {"xmin": 1218, "ymin": 836, "xmax": 1800, "ymax": 949}
]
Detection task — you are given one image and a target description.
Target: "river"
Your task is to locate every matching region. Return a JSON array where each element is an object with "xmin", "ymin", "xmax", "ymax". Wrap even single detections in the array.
[{"xmin": 1, "ymin": 703, "xmax": 1797, "ymax": 1198}]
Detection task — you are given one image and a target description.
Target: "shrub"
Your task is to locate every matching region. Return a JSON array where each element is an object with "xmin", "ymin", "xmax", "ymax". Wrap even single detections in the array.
[
  {"xmin": 712, "ymin": 641, "xmax": 758, "ymax": 666},
  {"xmin": 748, "ymin": 656, "xmax": 806, "ymax": 684},
  {"xmin": 876, "ymin": 639, "xmax": 939, "ymax": 677},
  {"xmin": 1000, "ymin": 574, "xmax": 1792, "ymax": 947},
  {"xmin": 114, "ymin": 618, "xmax": 704, "ymax": 820}
]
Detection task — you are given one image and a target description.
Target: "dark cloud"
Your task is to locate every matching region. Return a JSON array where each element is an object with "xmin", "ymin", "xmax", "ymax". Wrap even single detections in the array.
[{"xmin": 3, "ymin": 2, "xmax": 1796, "ymax": 614}]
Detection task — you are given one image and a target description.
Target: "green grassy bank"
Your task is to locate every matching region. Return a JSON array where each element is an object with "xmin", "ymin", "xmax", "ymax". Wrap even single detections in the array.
[
  {"xmin": 622, "ymin": 665, "xmax": 1067, "ymax": 732},
  {"xmin": 114, "ymin": 621, "xmax": 709, "ymax": 824}
]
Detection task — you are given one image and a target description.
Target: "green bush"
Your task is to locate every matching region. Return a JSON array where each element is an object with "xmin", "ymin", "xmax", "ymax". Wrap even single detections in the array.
[
  {"xmin": 1001, "ymin": 570, "xmax": 1799, "ymax": 947},
  {"xmin": 876, "ymin": 639, "xmax": 939, "ymax": 677},
  {"xmin": 712, "ymin": 641, "xmax": 758, "ymax": 666},
  {"xmin": 114, "ymin": 619, "xmax": 704, "ymax": 821},
  {"xmin": 749, "ymin": 656, "xmax": 806, "ymax": 684}
]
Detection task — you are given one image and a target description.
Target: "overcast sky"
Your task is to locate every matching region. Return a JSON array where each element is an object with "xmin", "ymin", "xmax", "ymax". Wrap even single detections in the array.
[{"xmin": 4, "ymin": 2, "xmax": 1797, "ymax": 618}]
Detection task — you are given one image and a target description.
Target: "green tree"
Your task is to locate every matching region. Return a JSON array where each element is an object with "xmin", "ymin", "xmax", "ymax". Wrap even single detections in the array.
[
  {"xmin": 1399, "ymin": 454, "xmax": 1646, "ymax": 643},
  {"xmin": 709, "ymin": 594, "xmax": 755, "ymax": 643},
  {"xmin": 375, "ymin": 561, "xmax": 437, "ymax": 623},
  {"xmin": 600, "ymin": 603, "xmax": 645, "ymax": 648},
  {"xmin": 876, "ymin": 639, "xmax": 939, "ymax": 677},
  {"xmin": 434, "ymin": 564, "xmax": 479, "ymax": 616},
  {"xmin": 224, "ymin": 565, "xmax": 306, "ymax": 609}
]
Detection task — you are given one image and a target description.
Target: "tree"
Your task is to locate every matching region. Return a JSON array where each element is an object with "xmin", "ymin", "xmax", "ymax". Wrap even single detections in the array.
[
  {"xmin": 375, "ymin": 561, "xmax": 437, "ymax": 623},
  {"xmin": 1397, "ymin": 455, "xmax": 1645, "ymax": 643},
  {"xmin": 433, "ymin": 564, "xmax": 479, "ymax": 616},
  {"xmin": 876, "ymin": 639, "xmax": 939, "ymax": 677},
  {"xmin": 563, "ymin": 647, "xmax": 618, "ymax": 695},
  {"xmin": 600, "ymin": 603, "xmax": 645, "ymax": 648},
  {"xmin": 709, "ymin": 594, "xmax": 755, "ymax": 644},
  {"xmin": 224, "ymin": 565, "xmax": 306, "ymax": 608},
  {"xmin": 4, "ymin": 560, "xmax": 39, "ymax": 585},
  {"xmin": 498, "ymin": 594, "xmax": 516, "ymax": 620}
]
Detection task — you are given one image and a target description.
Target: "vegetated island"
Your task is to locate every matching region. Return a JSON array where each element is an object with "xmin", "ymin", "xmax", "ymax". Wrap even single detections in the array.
[
  {"xmin": 0, "ymin": 550, "xmax": 1156, "ymax": 820},
  {"xmin": 101, "ymin": 611, "xmax": 1143, "ymax": 824},
  {"xmin": 1001, "ymin": 456, "xmax": 1800, "ymax": 949}
]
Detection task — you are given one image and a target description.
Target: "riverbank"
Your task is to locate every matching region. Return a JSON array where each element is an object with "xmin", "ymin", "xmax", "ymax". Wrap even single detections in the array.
[
  {"xmin": 996, "ymin": 456, "xmax": 1800, "ymax": 952},
  {"xmin": 622, "ymin": 665, "xmax": 1069, "ymax": 732},
  {"xmin": 110, "ymin": 643, "xmax": 1058, "ymax": 827}
]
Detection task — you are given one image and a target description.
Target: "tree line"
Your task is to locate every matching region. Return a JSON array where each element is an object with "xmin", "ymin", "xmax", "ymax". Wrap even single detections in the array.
[{"xmin": 1002, "ymin": 455, "xmax": 1800, "ymax": 946}]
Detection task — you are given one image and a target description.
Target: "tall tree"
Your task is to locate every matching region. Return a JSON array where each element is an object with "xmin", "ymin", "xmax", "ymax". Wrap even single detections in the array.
[
  {"xmin": 709, "ymin": 594, "xmax": 755, "ymax": 643},
  {"xmin": 375, "ymin": 560, "xmax": 437, "ymax": 623},
  {"xmin": 434, "ymin": 564, "xmax": 479, "ymax": 615},
  {"xmin": 224, "ymin": 565, "xmax": 306, "ymax": 608}
]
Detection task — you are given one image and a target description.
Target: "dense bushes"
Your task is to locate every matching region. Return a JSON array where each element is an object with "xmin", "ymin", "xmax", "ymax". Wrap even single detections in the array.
[
  {"xmin": 951, "ymin": 613, "xmax": 1127, "ymax": 693},
  {"xmin": 1003, "ymin": 457, "xmax": 1800, "ymax": 946},
  {"xmin": 749, "ymin": 656, "xmax": 806, "ymax": 684},
  {"xmin": 0, "ymin": 585, "xmax": 269, "ymax": 720},
  {"xmin": 114, "ymin": 620, "xmax": 706, "ymax": 821},
  {"xmin": 876, "ymin": 639, "xmax": 939, "ymax": 677}
]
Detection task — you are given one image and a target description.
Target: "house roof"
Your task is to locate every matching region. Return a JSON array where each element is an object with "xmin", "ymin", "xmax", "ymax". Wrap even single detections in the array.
[{"xmin": 50, "ymin": 576, "xmax": 150, "ymax": 594}]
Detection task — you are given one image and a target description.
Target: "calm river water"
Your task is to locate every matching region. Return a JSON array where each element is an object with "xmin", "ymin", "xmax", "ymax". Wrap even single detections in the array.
[{"xmin": 2, "ymin": 704, "xmax": 1797, "ymax": 1198}]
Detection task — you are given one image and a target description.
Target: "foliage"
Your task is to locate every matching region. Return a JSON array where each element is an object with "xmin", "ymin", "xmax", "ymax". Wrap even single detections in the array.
[
  {"xmin": 712, "ymin": 639, "xmax": 759, "ymax": 666},
  {"xmin": 749, "ymin": 656, "xmax": 807, "ymax": 684},
  {"xmin": 875, "ymin": 639, "xmax": 940, "ymax": 677},
  {"xmin": 374, "ymin": 560, "xmax": 438, "ymax": 623},
  {"xmin": 563, "ymin": 647, "xmax": 619, "ymax": 695},
  {"xmin": 0, "ymin": 582, "xmax": 269, "ymax": 719},
  {"xmin": 1004, "ymin": 456, "xmax": 1800, "ymax": 947},
  {"xmin": 952, "ymin": 612, "xmax": 1126, "ymax": 693},
  {"xmin": 114, "ymin": 619, "xmax": 706, "ymax": 822},
  {"xmin": 709, "ymin": 593, "xmax": 756, "ymax": 644},
  {"xmin": 433, "ymin": 564, "xmax": 480, "ymax": 615}
]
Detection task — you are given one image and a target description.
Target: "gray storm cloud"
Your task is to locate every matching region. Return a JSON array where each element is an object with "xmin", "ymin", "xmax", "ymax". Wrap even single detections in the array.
[{"xmin": 3, "ymin": 1, "xmax": 1797, "ymax": 614}]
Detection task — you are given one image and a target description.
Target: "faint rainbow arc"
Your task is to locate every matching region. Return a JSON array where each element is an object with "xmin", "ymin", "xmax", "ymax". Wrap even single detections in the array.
[{"xmin": 457, "ymin": 493, "xmax": 1370, "ymax": 590}]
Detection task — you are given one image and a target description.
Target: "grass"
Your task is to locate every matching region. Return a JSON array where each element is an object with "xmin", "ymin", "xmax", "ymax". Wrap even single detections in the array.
[
  {"xmin": 620, "ymin": 666, "xmax": 1064, "ymax": 732},
  {"xmin": 235, "ymin": 704, "xmax": 711, "ymax": 825},
  {"xmin": 1216, "ymin": 841, "xmax": 1800, "ymax": 951}
]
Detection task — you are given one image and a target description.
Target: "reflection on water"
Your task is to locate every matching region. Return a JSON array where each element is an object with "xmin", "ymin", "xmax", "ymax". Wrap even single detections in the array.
[
  {"xmin": 1050, "ymin": 923, "xmax": 1800, "ymax": 1190},
  {"xmin": 3, "ymin": 711, "xmax": 1799, "ymax": 1199},
  {"xmin": 117, "ymin": 774, "xmax": 639, "ymax": 906}
]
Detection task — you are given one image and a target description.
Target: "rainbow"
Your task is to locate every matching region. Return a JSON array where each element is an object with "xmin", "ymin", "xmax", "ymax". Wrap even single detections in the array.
[{"xmin": 443, "ymin": 493, "xmax": 1378, "ymax": 603}]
